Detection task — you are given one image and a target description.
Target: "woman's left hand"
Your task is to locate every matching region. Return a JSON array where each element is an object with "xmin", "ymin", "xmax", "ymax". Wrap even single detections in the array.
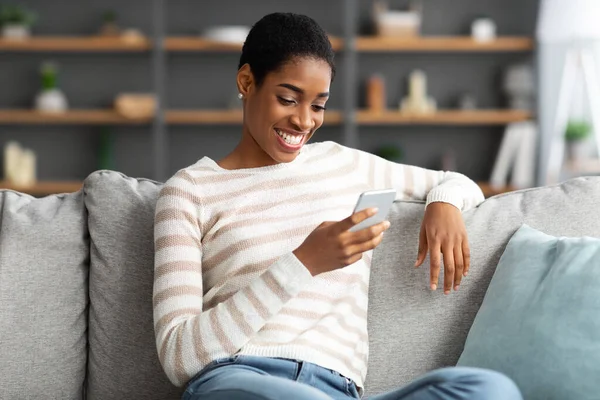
[{"xmin": 414, "ymin": 202, "xmax": 470, "ymax": 295}]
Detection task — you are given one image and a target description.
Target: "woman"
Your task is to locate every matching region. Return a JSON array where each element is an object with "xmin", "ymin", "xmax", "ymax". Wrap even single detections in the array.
[{"xmin": 153, "ymin": 12, "xmax": 521, "ymax": 400}]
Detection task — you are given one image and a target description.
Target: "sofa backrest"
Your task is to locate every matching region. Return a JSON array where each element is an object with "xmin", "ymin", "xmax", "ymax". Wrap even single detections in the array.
[
  {"xmin": 364, "ymin": 176, "xmax": 600, "ymax": 396},
  {"xmin": 0, "ymin": 190, "xmax": 88, "ymax": 400}
]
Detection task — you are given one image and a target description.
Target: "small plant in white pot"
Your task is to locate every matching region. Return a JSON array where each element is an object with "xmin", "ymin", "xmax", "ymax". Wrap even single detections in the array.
[
  {"xmin": 0, "ymin": 4, "xmax": 37, "ymax": 40},
  {"xmin": 565, "ymin": 120, "xmax": 592, "ymax": 164},
  {"xmin": 35, "ymin": 62, "xmax": 68, "ymax": 113}
]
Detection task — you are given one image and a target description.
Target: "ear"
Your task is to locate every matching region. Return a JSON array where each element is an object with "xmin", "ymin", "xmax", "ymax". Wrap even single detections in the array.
[{"xmin": 236, "ymin": 64, "xmax": 254, "ymax": 97}]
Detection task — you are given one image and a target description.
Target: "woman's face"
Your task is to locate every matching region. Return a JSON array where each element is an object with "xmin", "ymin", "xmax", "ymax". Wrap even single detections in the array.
[{"xmin": 238, "ymin": 57, "xmax": 332, "ymax": 165}]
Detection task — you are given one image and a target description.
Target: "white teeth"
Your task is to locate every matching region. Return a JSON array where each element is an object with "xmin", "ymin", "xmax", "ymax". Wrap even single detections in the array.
[{"xmin": 275, "ymin": 129, "xmax": 302, "ymax": 146}]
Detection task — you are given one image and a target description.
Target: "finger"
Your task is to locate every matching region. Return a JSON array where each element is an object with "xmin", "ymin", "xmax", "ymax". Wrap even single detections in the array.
[
  {"xmin": 429, "ymin": 241, "xmax": 441, "ymax": 291},
  {"xmin": 414, "ymin": 225, "xmax": 428, "ymax": 268},
  {"xmin": 346, "ymin": 232, "xmax": 385, "ymax": 256},
  {"xmin": 339, "ymin": 207, "xmax": 378, "ymax": 232},
  {"xmin": 463, "ymin": 241, "xmax": 471, "ymax": 276},
  {"xmin": 442, "ymin": 244, "xmax": 455, "ymax": 295},
  {"xmin": 453, "ymin": 245, "xmax": 464, "ymax": 291},
  {"xmin": 345, "ymin": 221, "xmax": 390, "ymax": 245}
]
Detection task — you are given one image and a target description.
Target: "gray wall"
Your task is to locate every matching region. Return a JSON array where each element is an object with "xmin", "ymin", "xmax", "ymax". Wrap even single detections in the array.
[{"xmin": 2, "ymin": 0, "xmax": 539, "ymax": 182}]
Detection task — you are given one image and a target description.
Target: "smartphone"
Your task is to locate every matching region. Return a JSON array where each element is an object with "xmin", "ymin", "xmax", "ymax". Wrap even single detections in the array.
[{"xmin": 349, "ymin": 188, "xmax": 397, "ymax": 232}]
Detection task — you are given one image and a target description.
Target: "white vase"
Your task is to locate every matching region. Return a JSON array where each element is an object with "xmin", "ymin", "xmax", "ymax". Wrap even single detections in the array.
[
  {"xmin": 471, "ymin": 18, "xmax": 497, "ymax": 42},
  {"xmin": 35, "ymin": 89, "xmax": 68, "ymax": 113},
  {"xmin": 1, "ymin": 24, "xmax": 30, "ymax": 40},
  {"xmin": 567, "ymin": 139, "xmax": 590, "ymax": 163}
]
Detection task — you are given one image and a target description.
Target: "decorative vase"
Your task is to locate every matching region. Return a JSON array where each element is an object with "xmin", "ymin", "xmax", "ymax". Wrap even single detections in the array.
[
  {"xmin": 567, "ymin": 139, "xmax": 590, "ymax": 163},
  {"xmin": 471, "ymin": 18, "xmax": 497, "ymax": 42},
  {"xmin": 1, "ymin": 24, "xmax": 30, "ymax": 40},
  {"xmin": 35, "ymin": 89, "xmax": 68, "ymax": 113}
]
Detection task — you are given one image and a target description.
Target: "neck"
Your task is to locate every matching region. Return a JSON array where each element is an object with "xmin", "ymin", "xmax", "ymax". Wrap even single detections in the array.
[{"xmin": 218, "ymin": 126, "xmax": 278, "ymax": 170}]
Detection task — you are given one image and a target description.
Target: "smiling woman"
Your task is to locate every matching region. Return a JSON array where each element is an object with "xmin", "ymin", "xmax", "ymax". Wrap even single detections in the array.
[{"xmin": 153, "ymin": 12, "xmax": 520, "ymax": 400}]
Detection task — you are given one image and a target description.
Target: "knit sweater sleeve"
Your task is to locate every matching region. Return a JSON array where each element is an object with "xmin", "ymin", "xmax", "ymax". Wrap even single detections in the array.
[
  {"xmin": 369, "ymin": 154, "xmax": 485, "ymax": 211},
  {"xmin": 153, "ymin": 170, "xmax": 313, "ymax": 387}
]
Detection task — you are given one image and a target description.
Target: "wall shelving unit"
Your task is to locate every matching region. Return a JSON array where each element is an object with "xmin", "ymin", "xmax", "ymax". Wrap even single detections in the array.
[{"xmin": 0, "ymin": 0, "xmax": 535, "ymax": 196}]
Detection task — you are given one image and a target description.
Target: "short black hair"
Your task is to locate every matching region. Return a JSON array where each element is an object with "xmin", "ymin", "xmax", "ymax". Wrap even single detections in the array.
[{"xmin": 238, "ymin": 13, "xmax": 336, "ymax": 87}]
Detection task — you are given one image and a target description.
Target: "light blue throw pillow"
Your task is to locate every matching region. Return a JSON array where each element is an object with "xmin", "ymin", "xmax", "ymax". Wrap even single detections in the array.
[{"xmin": 457, "ymin": 224, "xmax": 600, "ymax": 400}]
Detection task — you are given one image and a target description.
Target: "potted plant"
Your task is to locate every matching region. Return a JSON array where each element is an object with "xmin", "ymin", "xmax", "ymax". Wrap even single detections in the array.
[
  {"xmin": 0, "ymin": 4, "xmax": 37, "ymax": 40},
  {"xmin": 34, "ymin": 61, "xmax": 68, "ymax": 113},
  {"xmin": 565, "ymin": 119, "xmax": 592, "ymax": 163}
]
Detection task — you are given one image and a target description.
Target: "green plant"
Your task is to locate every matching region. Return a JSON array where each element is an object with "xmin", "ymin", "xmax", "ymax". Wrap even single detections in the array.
[
  {"xmin": 374, "ymin": 144, "xmax": 403, "ymax": 162},
  {"xmin": 0, "ymin": 4, "xmax": 37, "ymax": 27},
  {"xmin": 40, "ymin": 61, "xmax": 58, "ymax": 90},
  {"xmin": 565, "ymin": 120, "xmax": 592, "ymax": 142}
]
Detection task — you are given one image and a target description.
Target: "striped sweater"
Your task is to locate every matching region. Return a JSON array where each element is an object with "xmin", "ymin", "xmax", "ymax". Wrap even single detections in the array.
[{"xmin": 153, "ymin": 141, "xmax": 485, "ymax": 390}]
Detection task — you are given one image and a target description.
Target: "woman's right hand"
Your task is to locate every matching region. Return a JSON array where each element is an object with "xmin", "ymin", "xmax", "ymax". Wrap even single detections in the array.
[{"xmin": 293, "ymin": 208, "xmax": 391, "ymax": 276}]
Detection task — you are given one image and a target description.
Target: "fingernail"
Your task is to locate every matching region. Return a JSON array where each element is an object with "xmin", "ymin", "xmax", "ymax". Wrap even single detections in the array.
[
  {"xmin": 444, "ymin": 290, "xmax": 450, "ymax": 295},
  {"xmin": 430, "ymin": 284, "xmax": 437, "ymax": 291},
  {"xmin": 454, "ymin": 285, "xmax": 459, "ymax": 291},
  {"xmin": 463, "ymin": 272, "xmax": 468, "ymax": 277},
  {"xmin": 370, "ymin": 207, "xmax": 379, "ymax": 214},
  {"xmin": 383, "ymin": 221, "xmax": 390, "ymax": 229}
]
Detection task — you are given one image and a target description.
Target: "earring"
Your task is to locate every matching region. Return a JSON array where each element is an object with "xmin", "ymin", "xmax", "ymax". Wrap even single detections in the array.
[{"xmin": 237, "ymin": 93, "xmax": 244, "ymax": 100}]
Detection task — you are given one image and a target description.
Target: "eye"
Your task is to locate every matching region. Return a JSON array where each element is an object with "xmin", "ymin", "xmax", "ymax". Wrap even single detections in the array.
[
  {"xmin": 312, "ymin": 105, "xmax": 327, "ymax": 112},
  {"xmin": 277, "ymin": 97, "xmax": 295, "ymax": 106}
]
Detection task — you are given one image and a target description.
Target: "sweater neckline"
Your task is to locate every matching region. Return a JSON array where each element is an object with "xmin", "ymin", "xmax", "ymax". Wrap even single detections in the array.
[{"xmin": 200, "ymin": 144, "xmax": 311, "ymax": 173}]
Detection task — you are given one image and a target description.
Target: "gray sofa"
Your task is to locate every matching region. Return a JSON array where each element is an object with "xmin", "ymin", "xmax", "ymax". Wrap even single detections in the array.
[{"xmin": 1, "ymin": 170, "xmax": 598, "ymax": 399}]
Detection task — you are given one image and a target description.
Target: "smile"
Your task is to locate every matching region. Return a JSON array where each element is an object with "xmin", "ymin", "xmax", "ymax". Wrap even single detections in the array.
[{"xmin": 274, "ymin": 128, "xmax": 304, "ymax": 146}]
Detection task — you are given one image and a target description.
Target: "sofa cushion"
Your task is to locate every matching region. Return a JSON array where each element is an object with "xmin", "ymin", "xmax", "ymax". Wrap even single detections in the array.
[
  {"xmin": 0, "ymin": 190, "xmax": 88, "ymax": 400},
  {"xmin": 457, "ymin": 224, "xmax": 600, "ymax": 400},
  {"xmin": 84, "ymin": 171, "xmax": 181, "ymax": 400},
  {"xmin": 364, "ymin": 176, "xmax": 600, "ymax": 396}
]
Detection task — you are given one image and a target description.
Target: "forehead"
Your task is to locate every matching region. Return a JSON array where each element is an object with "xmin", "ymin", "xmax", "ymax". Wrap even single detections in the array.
[{"xmin": 266, "ymin": 57, "xmax": 331, "ymax": 92}]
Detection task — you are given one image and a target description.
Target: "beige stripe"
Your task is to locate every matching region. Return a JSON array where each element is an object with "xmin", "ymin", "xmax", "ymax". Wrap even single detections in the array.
[
  {"xmin": 280, "ymin": 308, "xmax": 366, "ymax": 338},
  {"xmin": 205, "ymin": 205, "xmax": 344, "ymax": 243},
  {"xmin": 192, "ymin": 315, "xmax": 211, "ymax": 365},
  {"xmin": 155, "ymin": 234, "xmax": 201, "ymax": 251},
  {"xmin": 244, "ymin": 286, "xmax": 270, "ymax": 320},
  {"xmin": 200, "ymin": 152, "xmax": 359, "ymax": 206},
  {"xmin": 224, "ymin": 299, "xmax": 255, "ymax": 338},
  {"xmin": 153, "ymin": 285, "xmax": 202, "ymax": 309},
  {"xmin": 369, "ymin": 153, "xmax": 376, "ymax": 187},
  {"xmin": 174, "ymin": 324, "xmax": 190, "ymax": 385},
  {"xmin": 425, "ymin": 170, "xmax": 435, "ymax": 193},
  {"xmin": 204, "ymin": 182, "xmax": 370, "ymax": 232},
  {"xmin": 155, "ymin": 261, "xmax": 202, "ymax": 280},
  {"xmin": 209, "ymin": 309, "xmax": 237, "ymax": 354},
  {"xmin": 188, "ymin": 169, "xmax": 255, "ymax": 183},
  {"xmin": 296, "ymin": 292, "xmax": 367, "ymax": 320},
  {"xmin": 203, "ymin": 224, "xmax": 314, "ymax": 272},
  {"xmin": 261, "ymin": 322, "xmax": 367, "ymax": 351},
  {"xmin": 159, "ymin": 185, "xmax": 203, "ymax": 205},
  {"xmin": 262, "ymin": 270, "xmax": 290, "ymax": 303},
  {"xmin": 204, "ymin": 257, "xmax": 278, "ymax": 309},
  {"xmin": 403, "ymin": 166, "xmax": 414, "ymax": 199},
  {"xmin": 384, "ymin": 161, "xmax": 393, "ymax": 190},
  {"xmin": 154, "ymin": 307, "xmax": 202, "ymax": 335},
  {"xmin": 155, "ymin": 208, "xmax": 198, "ymax": 228}
]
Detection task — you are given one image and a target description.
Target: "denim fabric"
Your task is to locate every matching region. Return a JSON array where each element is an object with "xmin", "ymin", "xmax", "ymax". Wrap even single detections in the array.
[{"xmin": 183, "ymin": 355, "xmax": 521, "ymax": 400}]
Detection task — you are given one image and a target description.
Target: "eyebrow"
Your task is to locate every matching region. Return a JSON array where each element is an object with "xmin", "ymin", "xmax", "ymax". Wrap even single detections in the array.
[{"xmin": 278, "ymin": 83, "xmax": 329, "ymax": 98}]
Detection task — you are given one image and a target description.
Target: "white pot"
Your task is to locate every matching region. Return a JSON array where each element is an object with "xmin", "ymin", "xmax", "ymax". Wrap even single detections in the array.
[
  {"xmin": 567, "ymin": 139, "xmax": 591, "ymax": 163},
  {"xmin": 35, "ymin": 89, "xmax": 68, "ymax": 113},
  {"xmin": 471, "ymin": 18, "xmax": 497, "ymax": 42},
  {"xmin": 1, "ymin": 24, "xmax": 30, "ymax": 40}
]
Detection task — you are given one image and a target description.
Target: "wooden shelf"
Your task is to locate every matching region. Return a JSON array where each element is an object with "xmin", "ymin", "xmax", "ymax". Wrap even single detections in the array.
[
  {"xmin": 166, "ymin": 109, "xmax": 343, "ymax": 125},
  {"xmin": 165, "ymin": 36, "xmax": 343, "ymax": 52},
  {"xmin": 0, "ymin": 181, "xmax": 83, "ymax": 195},
  {"xmin": 0, "ymin": 110, "xmax": 152, "ymax": 124},
  {"xmin": 357, "ymin": 110, "xmax": 532, "ymax": 125},
  {"xmin": 0, "ymin": 36, "xmax": 151, "ymax": 52},
  {"xmin": 478, "ymin": 182, "xmax": 517, "ymax": 198},
  {"xmin": 355, "ymin": 36, "xmax": 534, "ymax": 52}
]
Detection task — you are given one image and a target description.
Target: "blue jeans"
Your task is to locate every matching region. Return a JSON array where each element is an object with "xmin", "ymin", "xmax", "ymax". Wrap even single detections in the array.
[{"xmin": 183, "ymin": 355, "xmax": 522, "ymax": 400}]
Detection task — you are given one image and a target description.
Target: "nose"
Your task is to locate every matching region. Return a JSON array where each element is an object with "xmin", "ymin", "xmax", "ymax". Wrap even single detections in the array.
[{"xmin": 290, "ymin": 106, "xmax": 314, "ymax": 133}]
